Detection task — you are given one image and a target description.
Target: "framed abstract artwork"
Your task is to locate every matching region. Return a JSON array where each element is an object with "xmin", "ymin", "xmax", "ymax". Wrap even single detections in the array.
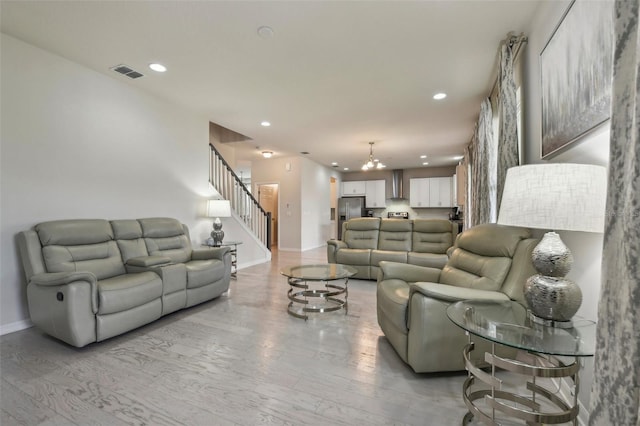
[{"xmin": 540, "ymin": 0, "xmax": 614, "ymax": 158}]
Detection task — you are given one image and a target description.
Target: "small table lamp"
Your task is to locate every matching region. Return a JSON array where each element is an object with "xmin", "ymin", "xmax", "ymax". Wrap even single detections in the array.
[
  {"xmin": 207, "ymin": 199, "xmax": 231, "ymax": 246},
  {"xmin": 497, "ymin": 163, "xmax": 607, "ymax": 327}
]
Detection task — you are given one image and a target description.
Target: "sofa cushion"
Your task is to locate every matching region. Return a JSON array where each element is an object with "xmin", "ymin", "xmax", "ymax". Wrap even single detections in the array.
[
  {"xmin": 336, "ymin": 248, "xmax": 371, "ymax": 266},
  {"xmin": 36, "ymin": 219, "xmax": 113, "ymax": 246},
  {"xmin": 42, "ymin": 240, "xmax": 125, "ymax": 280},
  {"xmin": 412, "ymin": 219, "xmax": 454, "ymax": 254},
  {"xmin": 139, "ymin": 218, "xmax": 192, "ymax": 263},
  {"xmin": 371, "ymin": 250, "xmax": 408, "ymax": 266},
  {"xmin": 407, "ymin": 252, "xmax": 448, "ymax": 269},
  {"xmin": 111, "ymin": 220, "xmax": 149, "ymax": 262},
  {"xmin": 412, "ymin": 219, "xmax": 453, "ymax": 233},
  {"xmin": 111, "ymin": 220, "xmax": 143, "ymax": 240},
  {"xmin": 116, "ymin": 239, "xmax": 149, "ymax": 262},
  {"xmin": 186, "ymin": 259, "xmax": 226, "ymax": 289},
  {"xmin": 343, "ymin": 218, "xmax": 380, "ymax": 249},
  {"xmin": 457, "ymin": 224, "xmax": 530, "ymax": 258},
  {"xmin": 378, "ymin": 219, "xmax": 412, "ymax": 251},
  {"xmin": 138, "ymin": 217, "xmax": 185, "ymax": 238},
  {"xmin": 98, "ymin": 272, "xmax": 162, "ymax": 315},
  {"xmin": 345, "ymin": 217, "xmax": 381, "ymax": 231},
  {"xmin": 145, "ymin": 235, "xmax": 191, "ymax": 264},
  {"xmin": 439, "ymin": 248, "xmax": 512, "ymax": 291}
]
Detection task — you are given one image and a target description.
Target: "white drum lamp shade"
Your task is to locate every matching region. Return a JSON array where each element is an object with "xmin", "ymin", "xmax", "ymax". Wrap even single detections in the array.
[
  {"xmin": 207, "ymin": 199, "xmax": 231, "ymax": 245},
  {"xmin": 497, "ymin": 164, "xmax": 607, "ymax": 326}
]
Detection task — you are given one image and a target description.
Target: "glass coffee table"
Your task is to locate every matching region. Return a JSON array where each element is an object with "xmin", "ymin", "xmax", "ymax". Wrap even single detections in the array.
[
  {"xmin": 280, "ymin": 264, "xmax": 357, "ymax": 320},
  {"xmin": 447, "ymin": 300, "xmax": 596, "ymax": 425}
]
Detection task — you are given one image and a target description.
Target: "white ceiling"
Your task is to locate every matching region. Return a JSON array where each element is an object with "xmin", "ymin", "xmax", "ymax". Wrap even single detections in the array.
[{"xmin": 0, "ymin": 0, "xmax": 543, "ymax": 172}]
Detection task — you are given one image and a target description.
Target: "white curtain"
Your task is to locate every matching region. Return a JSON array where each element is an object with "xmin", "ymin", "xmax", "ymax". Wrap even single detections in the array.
[
  {"xmin": 496, "ymin": 41, "xmax": 520, "ymax": 210},
  {"xmin": 469, "ymin": 98, "xmax": 495, "ymax": 226},
  {"xmin": 589, "ymin": 1, "xmax": 640, "ymax": 424}
]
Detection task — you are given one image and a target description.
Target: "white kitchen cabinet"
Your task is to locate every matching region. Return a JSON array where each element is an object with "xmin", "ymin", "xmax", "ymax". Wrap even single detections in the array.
[
  {"xmin": 342, "ymin": 181, "xmax": 366, "ymax": 196},
  {"xmin": 365, "ymin": 180, "xmax": 386, "ymax": 208},
  {"xmin": 410, "ymin": 177, "xmax": 453, "ymax": 207},
  {"xmin": 409, "ymin": 178, "xmax": 430, "ymax": 207},
  {"xmin": 429, "ymin": 177, "xmax": 453, "ymax": 208}
]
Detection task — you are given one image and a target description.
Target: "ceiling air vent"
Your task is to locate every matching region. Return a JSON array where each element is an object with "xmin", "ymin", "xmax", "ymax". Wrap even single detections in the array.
[{"xmin": 110, "ymin": 64, "xmax": 144, "ymax": 79}]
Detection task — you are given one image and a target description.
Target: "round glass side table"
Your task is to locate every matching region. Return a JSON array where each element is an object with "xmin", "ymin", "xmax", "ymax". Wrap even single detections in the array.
[{"xmin": 447, "ymin": 300, "xmax": 596, "ymax": 425}]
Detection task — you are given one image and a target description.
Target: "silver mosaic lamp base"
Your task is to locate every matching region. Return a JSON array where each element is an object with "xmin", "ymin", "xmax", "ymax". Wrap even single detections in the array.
[
  {"xmin": 210, "ymin": 217, "xmax": 225, "ymax": 246},
  {"xmin": 524, "ymin": 232, "xmax": 581, "ymax": 328}
]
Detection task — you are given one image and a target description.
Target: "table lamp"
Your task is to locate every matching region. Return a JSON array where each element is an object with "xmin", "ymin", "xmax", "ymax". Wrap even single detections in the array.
[
  {"xmin": 206, "ymin": 199, "xmax": 231, "ymax": 246},
  {"xmin": 497, "ymin": 163, "xmax": 607, "ymax": 327}
]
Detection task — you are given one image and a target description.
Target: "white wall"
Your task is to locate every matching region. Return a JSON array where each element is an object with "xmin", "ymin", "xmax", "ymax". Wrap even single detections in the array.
[
  {"xmin": 251, "ymin": 155, "xmax": 341, "ymax": 251},
  {"xmin": 522, "ymin": 1, "xmax": 610, "ymax": 416},
  {"xmin": 0, "ymin": 34, "xmax": 228, "ymax": 332},
  {"xmin": 300, "ymin": 157, "xmax": 337, "ymax": 250},
  {"xmin": 251, "ymin": 156, "xmax": 302, "ymax": 250}
]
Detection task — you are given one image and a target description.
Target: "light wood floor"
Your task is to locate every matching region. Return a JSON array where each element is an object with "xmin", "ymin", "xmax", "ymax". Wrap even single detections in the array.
[{"xmin": 1, "ymin": 247, "xmax": 469, "ymax": 426}]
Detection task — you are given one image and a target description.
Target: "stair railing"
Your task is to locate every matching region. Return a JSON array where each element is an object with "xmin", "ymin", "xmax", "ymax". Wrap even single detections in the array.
[{"xmin": 209, "ymin": 145, "xmax": 271, "ymax": 250}]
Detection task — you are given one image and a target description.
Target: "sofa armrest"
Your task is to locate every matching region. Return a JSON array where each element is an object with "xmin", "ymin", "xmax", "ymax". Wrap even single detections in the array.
[
  {"xmin": 378, "ymin": 261, "xmax": 441, "ymax": 284},
  {"xmin": 327, "ymin": 240, "xmax": 347, "ymax": 249},
  {"xmin": 126, "ymin": 256, "xmax": 172, "ymax": 267},
  {"xmin": 192, "ymin": 246, "xmax": 230, "ymax": 261},
  {"xmin": 30, "ymin": 271, "xmax": 98, "ymax": 314},
  {"xmin": 410, "ymin": 282, "xmax": 510, "ymax": 303},
  {"xmin": 326, "ymin": 240, "xmax": 347, "ymax": 263},
  {"xmin": 31, "ymin": 271, "xmax": 96, "ymax": 286}
]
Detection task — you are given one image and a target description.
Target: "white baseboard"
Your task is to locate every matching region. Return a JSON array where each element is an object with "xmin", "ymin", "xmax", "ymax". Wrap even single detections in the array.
[
  {"xmin": 237, "ymin": 256, "xmax": 271, "ymax": 270},
  {"xmin": 301, "ymin": 243, "xmax": 327, "ymax": 251},
  {"xmin": 0, "ymin": 319, "xmax": 33, "ymax": 336}
]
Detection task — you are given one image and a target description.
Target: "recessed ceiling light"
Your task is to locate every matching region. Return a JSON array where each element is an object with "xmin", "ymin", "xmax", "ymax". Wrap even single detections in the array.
[
  {"xmin": 149, "ymin": 63, "xmax": 167, "ymax": 73},
  {"xmin": 262, "ymin": 151, "xmax": 273, "ymax": 158},
  {"xmin": 343, "ymin": 168, "xmax": 349, "ymax": 171},
  {"xmin": 261, "ymin": 121, "xmax": 271, "ymax": 127},
  {"xmin": 423, "ymin": 162, "xmax": 429, "ymax": 166},
  {"xmin": 331, "ymin": 162, "xmax": 338, "ymax": 166},
  {"xmin": 433, "ymin": 93, "xmax": 447, "ymax": 100},
  {"xmin": 420, "ymin": 155, "xmax": 427, "ymax": 159}
]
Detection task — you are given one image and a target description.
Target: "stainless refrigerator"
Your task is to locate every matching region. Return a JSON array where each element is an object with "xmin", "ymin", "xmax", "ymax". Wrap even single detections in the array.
[{"xmin": 337, "ymin": 197, "xmax": 366, "ymax": 240}]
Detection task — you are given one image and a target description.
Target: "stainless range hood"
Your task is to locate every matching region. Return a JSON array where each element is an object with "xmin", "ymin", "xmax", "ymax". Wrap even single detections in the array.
[{"xmin": 390, "ymin": 169, "xmax": 405, "ymax": 199}]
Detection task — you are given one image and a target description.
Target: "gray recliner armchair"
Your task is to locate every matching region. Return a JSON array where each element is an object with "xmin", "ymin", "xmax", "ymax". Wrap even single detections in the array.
[{"xmin": 376, "ymin": 223, "xmax": 537, "ymax": 373}]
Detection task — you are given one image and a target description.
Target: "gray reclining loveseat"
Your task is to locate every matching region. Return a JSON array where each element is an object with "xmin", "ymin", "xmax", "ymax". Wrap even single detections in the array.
[
  {"xmin": 17, "ymin": 217, "xmax": 231, "ymax": 347},
  {"xmin": 327, "ymin": 218, "xmax": 458, "ymax": 279}
]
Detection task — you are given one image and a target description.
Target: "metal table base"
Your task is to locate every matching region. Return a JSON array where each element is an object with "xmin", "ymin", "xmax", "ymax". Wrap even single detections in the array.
[
  {"xmin": 286, "ymin": 276, "xmax": 349, "ymax": 320},
  {"xmin": 461, "ymin": 341, "xmax": 580, "ymax": 425}
]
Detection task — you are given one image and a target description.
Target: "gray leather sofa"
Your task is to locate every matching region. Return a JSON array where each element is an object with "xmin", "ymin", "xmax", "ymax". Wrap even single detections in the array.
[
  {"xmin": 327, "ymin": 218, "xmax": 458, "ymax": 279},
  {"xmin": 376, "ymin": 223, "xmax": 537, "ymax": 373},
  {"xmin": 17, "ymin": 217, "xmax": 231, "ymax": 347}
]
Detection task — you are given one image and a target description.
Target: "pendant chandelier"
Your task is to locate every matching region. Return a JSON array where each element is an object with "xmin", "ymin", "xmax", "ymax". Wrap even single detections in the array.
[{"xmin": 362, "ymin": 142, "xmax": 386, "ymax": 170}]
